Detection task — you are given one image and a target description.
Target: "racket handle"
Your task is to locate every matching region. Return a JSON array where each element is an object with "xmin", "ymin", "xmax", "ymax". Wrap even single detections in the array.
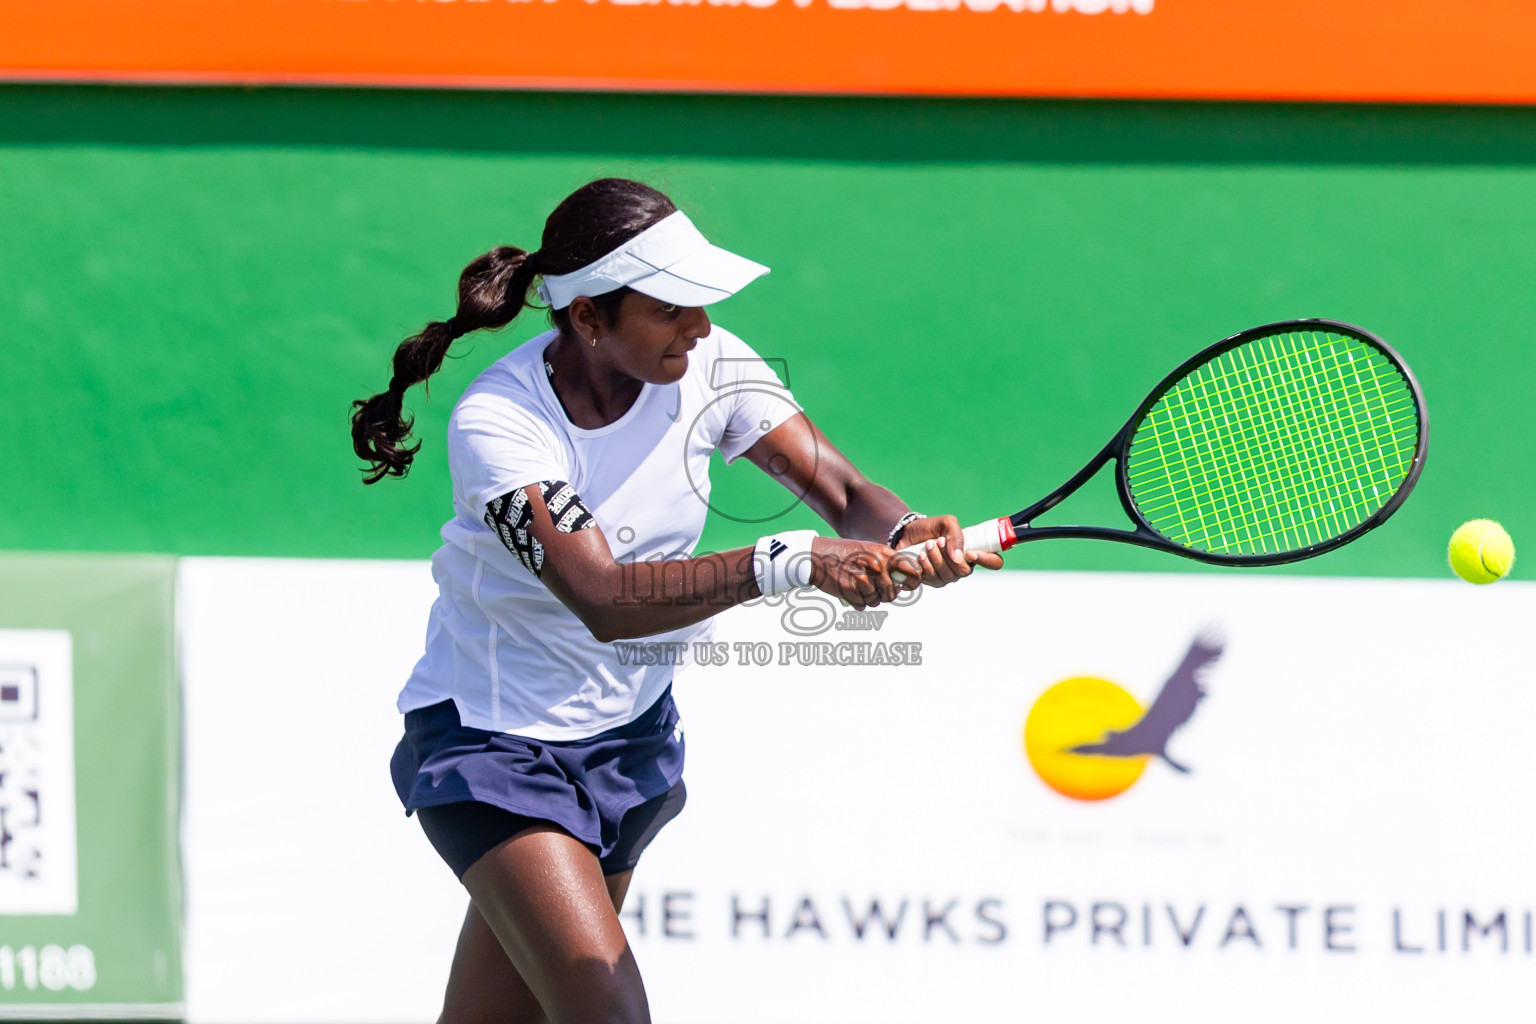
[{"xmin": 890, "ymin": 517, "xmax": 1018, "ymax": 585}]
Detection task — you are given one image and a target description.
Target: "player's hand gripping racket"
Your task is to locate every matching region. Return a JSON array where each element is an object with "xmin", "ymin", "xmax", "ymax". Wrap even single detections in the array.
[{"xmin": 892, "ymin": 319, "xmax": 1427, "ymax": 581}]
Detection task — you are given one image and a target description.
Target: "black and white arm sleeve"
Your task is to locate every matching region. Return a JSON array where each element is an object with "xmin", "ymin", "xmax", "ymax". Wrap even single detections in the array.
[{"xmin": 484, "ymin": 481, "xmax": 597, "ymax": 577}]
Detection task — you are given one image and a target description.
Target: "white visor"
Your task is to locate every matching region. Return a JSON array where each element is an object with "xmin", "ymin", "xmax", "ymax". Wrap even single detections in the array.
[{"xmin": 535, "ymin": 210, "xmax": 769, "ymax": 310}]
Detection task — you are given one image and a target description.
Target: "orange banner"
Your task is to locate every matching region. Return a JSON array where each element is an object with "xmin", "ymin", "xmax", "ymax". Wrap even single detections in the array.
[{"xmin": 2, "ymin": 0, "xmax": 1533, "ymax": 103}]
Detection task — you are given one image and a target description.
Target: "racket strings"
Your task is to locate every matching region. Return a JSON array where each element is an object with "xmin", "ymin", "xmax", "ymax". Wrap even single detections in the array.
[
  {"xmin": 1145, "ymin": 339, "xmax": 1411, "ymax": 552},
  {"xmin": 1124, "ymin": 330, "xmax": 1419, "ymax": 556},
  {"xmin": 1140, "ymin": 335, "xmax": 1415, "ymax": 552},
  {"xmin": 1174, "ymin": 341, "xmax": 1406, "ymax": 546}
]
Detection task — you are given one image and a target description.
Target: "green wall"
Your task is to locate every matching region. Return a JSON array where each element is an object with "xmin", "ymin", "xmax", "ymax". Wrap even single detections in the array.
[{"xmin": 2, "ymin": 87, "xmax": 1534, "ymax": 577}]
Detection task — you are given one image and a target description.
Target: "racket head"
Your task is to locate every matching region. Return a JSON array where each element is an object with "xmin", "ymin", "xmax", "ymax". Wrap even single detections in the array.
[{"xmin": 1114, "ymin": 319, "xmax": 1427, "ymax": 566}]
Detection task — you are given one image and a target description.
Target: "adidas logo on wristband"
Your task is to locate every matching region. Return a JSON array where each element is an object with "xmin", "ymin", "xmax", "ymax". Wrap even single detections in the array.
[{"xmin": 753, "ymin": 530, "xmax": 818, "ymax": 597}]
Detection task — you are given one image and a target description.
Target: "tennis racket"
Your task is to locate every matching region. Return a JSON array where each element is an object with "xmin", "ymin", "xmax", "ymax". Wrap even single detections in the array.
[{"xmin": 892, "ymin": 318, "xmax": 1427, "ymax": 580}]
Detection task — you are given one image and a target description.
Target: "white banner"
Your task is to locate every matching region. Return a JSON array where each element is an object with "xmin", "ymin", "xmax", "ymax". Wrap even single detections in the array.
[
  {"xmin": 635, "ymin": 571, "xmax": 1536, "ymax": 1022},
  {"xmin": 179, "ymin": 559, "xmax": 1536, "ymax": 1023}
]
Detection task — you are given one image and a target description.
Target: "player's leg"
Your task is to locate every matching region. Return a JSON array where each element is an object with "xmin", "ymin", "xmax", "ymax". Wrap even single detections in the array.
[
  {"xmin": 460, "ymin": 825, "xmax": 650, "ymax": 1024},
  {"xmin": 428, "ymin": 781, "xmax": 684, "ymax": 1023},
  {"xmin": 437, "ymin": 900, "xmax": 546, "ymax": 1024},
  {"xmin": 437, "ymin": 867, "xmax": 634, "ymax": 1024},
  {"xmin": 603, "ymin": 869, "xmax": 634, "ymax": 911}
]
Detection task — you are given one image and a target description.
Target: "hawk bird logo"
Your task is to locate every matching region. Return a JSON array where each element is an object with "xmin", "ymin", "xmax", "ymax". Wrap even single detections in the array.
[{"xmin": 1065, "ymin": 635, "xmax": 1223, "ymax": 774}]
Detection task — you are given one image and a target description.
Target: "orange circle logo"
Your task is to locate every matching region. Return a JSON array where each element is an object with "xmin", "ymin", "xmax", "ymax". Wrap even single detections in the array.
[
  {"xmin": 1022, "ymin": 635, "xmax": 1223, "ymax": 802},
  {"xmin": 1024, "ymin": 676, "xmax": 1149, "ymax": 801}
]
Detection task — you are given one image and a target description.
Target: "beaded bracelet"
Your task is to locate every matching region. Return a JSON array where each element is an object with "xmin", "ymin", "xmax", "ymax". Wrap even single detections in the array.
[{"xmin": 886, "ymin": 512, "xmax": 927, "ymax": 549}]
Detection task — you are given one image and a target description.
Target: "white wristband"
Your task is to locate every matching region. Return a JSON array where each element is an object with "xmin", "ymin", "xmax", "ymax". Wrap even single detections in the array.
[{"xmin": 753, "ymin": 530, "xmax": 819, "ymax": 597}]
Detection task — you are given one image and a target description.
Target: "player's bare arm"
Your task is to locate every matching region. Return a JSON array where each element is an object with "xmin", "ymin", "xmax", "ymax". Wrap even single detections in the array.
[
  {"xmin": 495, "ymin": 481, "xmax": 906, "ymax": 639},
  {"xmin": 741, "ymin": 414, "xmax": 1005, "ymax": 590}
]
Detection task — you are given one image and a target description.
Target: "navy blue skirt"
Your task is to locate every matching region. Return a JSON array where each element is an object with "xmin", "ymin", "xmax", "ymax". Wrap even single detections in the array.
[{"xmin": 391, "ymin": 687, "xmax": 685, "ymax": 868}]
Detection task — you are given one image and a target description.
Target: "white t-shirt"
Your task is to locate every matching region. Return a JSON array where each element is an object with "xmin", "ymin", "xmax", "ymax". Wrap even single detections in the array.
[{"xmin": 397, "ymin": 326, "xmax": 801, "ymax": 740}]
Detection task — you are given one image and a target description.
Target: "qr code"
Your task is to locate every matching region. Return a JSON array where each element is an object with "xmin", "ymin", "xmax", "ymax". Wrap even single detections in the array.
[
  {"xmin": 0, "ymin": 633, "xmax": 77, "ymax": 915},
  {"xmin": 0, "ymin": 666, "xmax": 43, "ymax": 879}
]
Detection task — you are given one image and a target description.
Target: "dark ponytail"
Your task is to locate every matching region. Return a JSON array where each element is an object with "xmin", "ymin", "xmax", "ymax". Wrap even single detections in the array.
[
  {"xmin": 351, "ymin": 178, "xmax": 676, "ymax": 484},
  {"xmin": 351, "ymin": 246, "xmax": 539, "ymax": 484}
]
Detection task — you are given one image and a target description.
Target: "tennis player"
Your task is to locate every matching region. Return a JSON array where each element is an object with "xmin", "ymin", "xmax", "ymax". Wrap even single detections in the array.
[{"xmin": 351, "ymin": 178, "xmax": 1002, "ymax": 1024}]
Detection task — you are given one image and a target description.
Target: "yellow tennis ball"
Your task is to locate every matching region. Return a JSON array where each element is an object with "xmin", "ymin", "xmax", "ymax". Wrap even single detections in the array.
[{"xmin": 1448, "ymin": 519, "xmax": 1515, "ymax": 584}]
